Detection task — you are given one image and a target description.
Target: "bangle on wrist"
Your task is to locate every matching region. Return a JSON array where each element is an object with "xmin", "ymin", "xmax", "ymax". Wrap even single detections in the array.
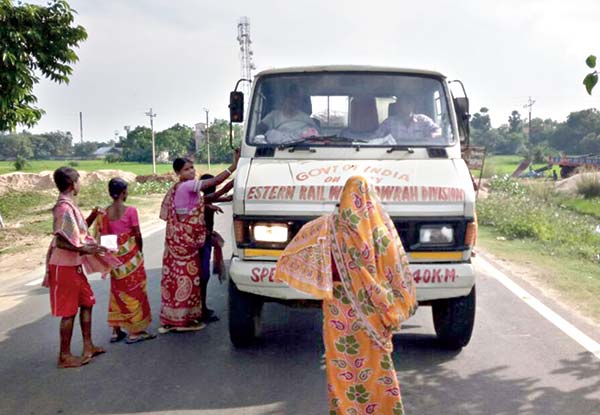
[{"xmin": 225, "ymin": 168, "xmax": 232, "ymax": 175}]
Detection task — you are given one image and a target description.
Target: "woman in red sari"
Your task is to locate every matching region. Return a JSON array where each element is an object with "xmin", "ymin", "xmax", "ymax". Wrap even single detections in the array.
[
  {"xmin": 158, "ymin": 150, "xmax": 239, "ymax": 333},
  {"xmin": 96, "ymin": 178, "xmax": 155, "ymax": 344}
]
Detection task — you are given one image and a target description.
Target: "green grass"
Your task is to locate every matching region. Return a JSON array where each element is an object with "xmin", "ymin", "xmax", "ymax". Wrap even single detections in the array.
[
  {"xmin": 0, "ymin": 160, "xmax": 230, "ymax": 176},
  {"xmin": 478, "ymin": 226, "xmax": 600, "ymax": 323},
  {"xmin": 562, "ymin": 198, "xmax": 600, "ymax": 220},
  {"xmin": 473, "ymin": 155, "xmax": 554, "ymax": 179},
  {"xmin": 0, "ymin": 191, "xmax": 56, "ymax": 221}
]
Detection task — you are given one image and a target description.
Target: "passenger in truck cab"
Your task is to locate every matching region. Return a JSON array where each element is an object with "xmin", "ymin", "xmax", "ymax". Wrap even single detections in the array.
[
  {"xmin": 338, "ymin": 96, "xmax": 380, "ymax": 140},
  {"xmin": 274, "ymin": 176, "xmax": 417, "ymax": 415},
  {"xmin": 256, "ymin": 84, "xmax": 319, "ymax": 140},
  {"xmin": 375, "ymin": 94, "xmax": 441, "ymax": 142}
]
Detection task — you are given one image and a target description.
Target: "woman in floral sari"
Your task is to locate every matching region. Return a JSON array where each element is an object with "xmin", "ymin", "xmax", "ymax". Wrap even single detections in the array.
[
  {"xmin": 158, "ymin": 150, "xmax": 239, "ymax": 333},
  {"xmin": 96, "ymin": 178, "xmax": 155, "ymax": 344},
  {"xmin": 275, "ymin": 176, "xmax": 417, "ymax": 414}
]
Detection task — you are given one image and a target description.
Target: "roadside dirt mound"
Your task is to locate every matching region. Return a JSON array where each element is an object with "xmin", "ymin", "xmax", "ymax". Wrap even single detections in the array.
[
  {"xmin": 136, "ymin": 173, "xmax": 176, "ymax": 183},
  {"xmin": 0, "ymin": 169, "xmax": 138, "ymax": 195},
  {"xmin": 554, "ymin": 172, "xmax": 600, "ymax": 194}
]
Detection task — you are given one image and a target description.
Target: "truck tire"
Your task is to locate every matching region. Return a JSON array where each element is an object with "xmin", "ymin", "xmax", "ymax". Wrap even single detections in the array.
[
  {"xmin": 432, "ymin": 286, "xmax": 476, "ymax": 350},
  {"xmin": 228, "ymin": 280, "xmax": 263, "ymax": 347}
]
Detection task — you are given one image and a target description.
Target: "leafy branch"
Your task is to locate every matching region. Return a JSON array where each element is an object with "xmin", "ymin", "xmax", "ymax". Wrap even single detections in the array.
[{"xmin": 583, "ymin": 55, "xmax": 598, "ymax": 95}]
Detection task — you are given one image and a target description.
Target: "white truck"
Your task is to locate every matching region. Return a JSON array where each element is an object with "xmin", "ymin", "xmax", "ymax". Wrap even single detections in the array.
[{"xmin": 227, "ymin": 66, "xmax": 477, "ymax": 349}]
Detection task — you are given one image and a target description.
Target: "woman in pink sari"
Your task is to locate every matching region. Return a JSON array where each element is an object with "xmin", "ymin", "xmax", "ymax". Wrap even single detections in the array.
[
  {"xmin": 158, "ymin": 150, "xmax": 239, "ymax": 333},
  {"xmin": 96, "ymin": 178, "xmax": 155, "ymax": 344}
]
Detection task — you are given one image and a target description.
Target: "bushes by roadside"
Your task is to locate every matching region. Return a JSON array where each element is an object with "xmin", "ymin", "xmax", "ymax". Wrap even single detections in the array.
[{"xmin": 478, "ymin": 175, "xmax": 600, "ymax": 262}]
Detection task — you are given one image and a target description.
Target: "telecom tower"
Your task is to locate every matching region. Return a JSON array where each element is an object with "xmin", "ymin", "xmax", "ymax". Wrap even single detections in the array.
[{"xmin": 237, "ymin": 16, "xmax": 255, "ymax": 98}]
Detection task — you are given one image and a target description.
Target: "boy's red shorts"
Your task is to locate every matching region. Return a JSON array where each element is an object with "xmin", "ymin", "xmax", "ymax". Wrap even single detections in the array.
[{"xmin": 48, "ymin": 264, "xmax": 95, "ymax": 317}]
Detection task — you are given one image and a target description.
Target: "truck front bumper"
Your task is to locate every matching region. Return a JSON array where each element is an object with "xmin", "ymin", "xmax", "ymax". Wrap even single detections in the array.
[{"xmin": 229, "ymin": 257, "xmax": 475, "ymax": 302}]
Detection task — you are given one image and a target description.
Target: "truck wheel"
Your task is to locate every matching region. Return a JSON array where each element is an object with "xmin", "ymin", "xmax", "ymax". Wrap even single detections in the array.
[
  {"xmin": 432, "ymin": 286, "xmax": 476, "ymax": 350},
  {"xmin": 228, "ymin": 280, "xmax": 263, "ymax": 347}
]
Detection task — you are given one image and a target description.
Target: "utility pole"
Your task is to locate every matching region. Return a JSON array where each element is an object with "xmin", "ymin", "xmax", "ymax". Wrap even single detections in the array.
[
  {"xmin": 79, "ymin": 112, "xmax": 83, "ymax": 143},
  {"xmin": 145, "ymin": 108, "xmax": 157, "ymax": 174},
  {"xmin": 523, "ymin": 96, "xmax": 536, "ymax": 143},
  {"xmin": 204, "ymin": 108, "xmax": 211, "ymax": 171}
]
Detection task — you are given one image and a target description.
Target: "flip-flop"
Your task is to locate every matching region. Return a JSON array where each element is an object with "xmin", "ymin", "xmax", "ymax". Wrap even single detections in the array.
[
  {"xmin": 83, "ymin": 346, "xmax": 106, "ymax": 360},
  {"xmin": 58, "ymin": 355, "xmax": 90, "ymax": 369},
  {"xmin": 174, "ymin": 323, "xmax": 206, "ymax": 332},
  {"xmin": 158, "ymin": 325, "xmax": 173, "ymax": 334},
  {"xmin": 126, "ymin": 333, "xmax": 157, "ymax": 344},
  {"xmin": 110, "ymin": 331, "xmax": 127, "ymax": 343}
]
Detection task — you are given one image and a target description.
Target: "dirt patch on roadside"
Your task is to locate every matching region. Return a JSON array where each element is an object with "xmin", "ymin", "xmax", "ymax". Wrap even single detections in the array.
[
  {"xmin": 554, "ymin": 171, "xmax": 600, "ymax": 195},
  {"xmin": 0, "ymin": 194, "xmax": 164, "ymax": 282},
  {"xmin": 0, "ymin": 170, "xmax": 138, "ymax": 195}
]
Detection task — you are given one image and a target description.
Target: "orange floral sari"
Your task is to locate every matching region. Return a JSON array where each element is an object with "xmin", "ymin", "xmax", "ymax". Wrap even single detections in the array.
[{"xmin": 275, "ymin": 176, "xmax": 417, "ymax": 414}]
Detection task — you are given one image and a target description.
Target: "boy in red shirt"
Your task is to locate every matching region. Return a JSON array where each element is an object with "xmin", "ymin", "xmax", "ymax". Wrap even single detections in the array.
[{"xmin": 45, "ymin": 167, "xmax": 117, "ymax": 368}]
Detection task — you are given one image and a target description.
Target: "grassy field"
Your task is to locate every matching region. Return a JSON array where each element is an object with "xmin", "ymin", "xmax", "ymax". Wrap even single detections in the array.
[
  {"xmin": 0, "ymin": 160, "xmax": 229, "ymax": 176},
  {"xmin": 476, "ymin": 155, "xmax": 553, "ymax": 178},
  {"xmin": 562, "ymin": 198, "xmax": 600, "ymax": 220},
  {"xmin": 478, "ymin": 226, "xmax": 600, "ymax": 323}
]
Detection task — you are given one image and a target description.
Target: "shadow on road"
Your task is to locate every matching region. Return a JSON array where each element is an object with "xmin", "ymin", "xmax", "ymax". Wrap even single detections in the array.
[{"xmin": 1, "ymin": 270, "xmax": 599, "ymax": 415}]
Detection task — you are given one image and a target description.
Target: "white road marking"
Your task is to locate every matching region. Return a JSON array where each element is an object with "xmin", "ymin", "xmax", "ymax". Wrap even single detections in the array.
[
  {"xmin": 475, "ymin": 255, "xmax": 600, "ymax": 360},
  {"xmin": 25, "ymin": 277, "xmax": 44, "ymax": 286}
]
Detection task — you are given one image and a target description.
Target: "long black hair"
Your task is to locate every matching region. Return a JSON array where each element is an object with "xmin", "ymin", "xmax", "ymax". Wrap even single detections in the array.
[{"xmin": 108, "ymin": 177, "xmax": 128, "ymax": 200}]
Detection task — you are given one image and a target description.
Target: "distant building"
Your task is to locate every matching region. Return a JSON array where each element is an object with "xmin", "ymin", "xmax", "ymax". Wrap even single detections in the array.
[
  {"xmin": 93, "ymin": 145, "xmax": 122, "ymax": 159},
  {"xmin": 157, "ymin": 151, "xmax": 170, "ymax": 163}
]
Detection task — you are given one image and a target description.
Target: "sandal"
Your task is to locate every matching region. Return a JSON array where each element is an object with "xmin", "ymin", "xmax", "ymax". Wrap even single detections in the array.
[
  {"xmin": 158, "ymin": 325, "xmax": 173, "ymax": 334},
  {"xmin": 82, "ymin": 346, "xmax": 106, "ymax": 360},
  {"xmin": 110, "ymin": 330, "xmax": 127, "ymax": 343},
  {"xmin": 58, "ymin": 355, "xmax": 90, "ymax": 369},
  {"xmin": 174, "ymin": 322, "xmax": 206, "ymax": 332},
  {"xmin": 126, "ymin": 332, "xmax": 157, "ymax": 344}
]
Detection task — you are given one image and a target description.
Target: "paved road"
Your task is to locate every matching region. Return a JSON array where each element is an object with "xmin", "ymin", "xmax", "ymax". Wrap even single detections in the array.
[{"xmin": 1, "ymin": 205, "xmax": 599, "ymax": 415}]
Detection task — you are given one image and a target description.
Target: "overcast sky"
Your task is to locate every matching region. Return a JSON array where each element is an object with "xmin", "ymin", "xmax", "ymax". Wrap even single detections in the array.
[{"xmin": 27, "ymin": 0, "xmax": 600, "ymax": 142}]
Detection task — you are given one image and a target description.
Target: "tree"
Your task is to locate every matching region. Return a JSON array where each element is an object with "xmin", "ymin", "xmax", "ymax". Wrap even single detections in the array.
[
  {"xmin": 120, "ymin": 126, "xmax": 152, "ymax": 162},
  {"xmin": 0, "ymin": 133, "xmax": 33, "ymax": 158},
  {"xmin": 195, "ymin": 119, "xmax": 242, "ymax": 164},
  {"xmin": 508, "ymin": 110, "xmax": 523, "ymax": 133},
  {"xmin": 470, "ymin": 107, "xmax": 491, "ymax": 132},
  {"xmin": 156, "ymin": 123, "xmax": 195, "ymax": 158},
  {"xmin": 73, "ymin": 141, "xmax": 100, "ymax": 157},
  {"xmin": 584, "ymin": 55, "xmax": 598, "ymax": 94},
  {"xmin": 0, "ymin": 0, "xmax": 87, "ymax": 132}
]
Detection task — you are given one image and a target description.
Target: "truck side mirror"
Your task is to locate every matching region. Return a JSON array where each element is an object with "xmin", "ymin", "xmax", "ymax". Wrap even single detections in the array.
[
  {"xmin": 453, "ymin": 97, "xmax": 471, "ymax": 145},
  {"xmin": 229, "ymin": 91, "xmax": 244, "ymax": 123}
]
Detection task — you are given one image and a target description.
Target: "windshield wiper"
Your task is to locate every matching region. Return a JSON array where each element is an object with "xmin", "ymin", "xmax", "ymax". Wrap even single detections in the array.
[{"xmin": 277, "ymin": 135, "xmax": 367, "ymax": 151}]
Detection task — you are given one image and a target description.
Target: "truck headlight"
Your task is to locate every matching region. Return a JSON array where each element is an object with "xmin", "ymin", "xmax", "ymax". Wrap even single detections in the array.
[
  {"xmin": 419, "ymin": 225, "xmax": 454, "ymax": 246},
  {"xmin": 252, "ymin": 222, "xmax": 289, "ymax": 243}
]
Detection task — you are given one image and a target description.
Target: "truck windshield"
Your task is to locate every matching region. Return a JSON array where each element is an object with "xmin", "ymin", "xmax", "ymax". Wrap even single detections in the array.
[{"xmin": 246, "ymin": 72, "xmax": 454, "ymax": 147}]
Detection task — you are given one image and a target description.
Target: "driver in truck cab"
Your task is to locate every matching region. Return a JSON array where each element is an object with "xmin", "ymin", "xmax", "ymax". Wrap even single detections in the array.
[
  {"xmin": 375, "ymin": 93, "xmax": 442, "ymax": 142},
  {"xmin": 255, "ymin": 84, "xmax": 319, "ymax": 139}
]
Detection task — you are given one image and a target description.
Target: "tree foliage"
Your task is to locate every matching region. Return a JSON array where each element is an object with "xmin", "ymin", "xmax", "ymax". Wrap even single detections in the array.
[
  {"xmin": 119, "ymin": 126, "xmax": 152, "ymax": 162},
  {"xmin": 471, "ymin": 107, "xmax": 600, "ymax": 156},
  {"xmin": 0, "ymin": 0, "xmax": 87, "ymax": 132},
  {"xmin": 508, "ymin": 110, "xmax": 523, "ymax": 133},
  {"xmin": 194, "ymin": 119, "xmax": 242, "ymax": 164},
  {"xmin": 584, "ymin": 55, "xmax": 598, "ymax": 95}
]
